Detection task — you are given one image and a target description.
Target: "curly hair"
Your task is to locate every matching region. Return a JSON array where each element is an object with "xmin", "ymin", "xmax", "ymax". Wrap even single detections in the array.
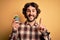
[{"xmin": 22, "ymin": 2, "xmax": 41, "ymax": 18}]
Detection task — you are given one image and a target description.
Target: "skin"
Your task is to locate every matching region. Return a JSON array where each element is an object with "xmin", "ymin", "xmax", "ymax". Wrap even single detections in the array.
[
  {"xmin": 26, "ymin": 6, "xmax": 37, "ymax": 22},
  {"xmin": 12, "ymin": 6, "xmax": 46, "ymax": 31},
  {"xmin": 12, "ymin": 5, "xmax": 48, "ymax": 40},
  {"xmin": 26, "ymin": 6, "xmax": 37, "ymax": 26}
]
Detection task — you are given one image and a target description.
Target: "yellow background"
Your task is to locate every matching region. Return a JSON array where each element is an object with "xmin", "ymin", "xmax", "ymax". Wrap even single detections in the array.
[{"xmin": 0, "ymin": 0, "xmax": 60, "ymax": 40}]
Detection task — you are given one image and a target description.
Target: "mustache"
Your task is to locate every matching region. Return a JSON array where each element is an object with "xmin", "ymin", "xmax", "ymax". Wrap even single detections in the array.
[{"xmin": 28, "ymin": 14, "xmax": 35, "ymax": 17}]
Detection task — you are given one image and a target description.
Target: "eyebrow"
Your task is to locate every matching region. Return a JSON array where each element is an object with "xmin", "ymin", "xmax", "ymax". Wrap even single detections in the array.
[{"xmin": 27, "ymin": 8, "xmax": 36, "ymax": 10}]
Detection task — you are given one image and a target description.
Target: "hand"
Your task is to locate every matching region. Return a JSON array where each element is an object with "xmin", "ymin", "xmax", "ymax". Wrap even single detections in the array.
[
  {"xmin": 38, "ymin": 18, "xmax": 47, "ymax": 33},
  {"xmin": 12, "ymin": 19, "xmax": 20, "ymax": 31}
]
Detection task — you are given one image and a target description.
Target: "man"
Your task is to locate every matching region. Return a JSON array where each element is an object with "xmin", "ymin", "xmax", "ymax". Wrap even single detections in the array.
[{"xmin": 9, "ymin": 2, "xmax": 51, "ymax": 40}]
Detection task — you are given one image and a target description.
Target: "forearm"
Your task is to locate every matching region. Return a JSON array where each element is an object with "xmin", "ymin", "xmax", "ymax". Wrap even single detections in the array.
[
  {"xmin": 9, "ymin": 29, "xmax": 18, "ymax": 40},
  {"xmin": 40, "ymin": 31, "xmax": 51, "ymax": 40}
]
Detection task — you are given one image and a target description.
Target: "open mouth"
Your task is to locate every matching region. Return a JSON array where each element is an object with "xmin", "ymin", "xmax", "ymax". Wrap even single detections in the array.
[{"xmin": 29, "ymin": 16, "xmax": 34, "ymax": 19}]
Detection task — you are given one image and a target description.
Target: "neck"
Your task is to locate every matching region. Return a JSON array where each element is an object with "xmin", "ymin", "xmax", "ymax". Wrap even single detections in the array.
[{"xmin": 27, "ymin": 20, "xmax": 36, "ymax": 26}]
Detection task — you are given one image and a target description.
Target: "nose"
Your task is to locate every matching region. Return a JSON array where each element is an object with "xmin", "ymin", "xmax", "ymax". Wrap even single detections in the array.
[{"xmin": 30, "ymin": 11, "xmax": 33, "ymax": 15}]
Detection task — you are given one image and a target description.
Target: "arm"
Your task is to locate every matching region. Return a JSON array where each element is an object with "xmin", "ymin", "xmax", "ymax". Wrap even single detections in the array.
[
  {"xmin": 38, "ymin": 18, "xmax": 51, "ymax": 40},
  {"xmin": 9, "ymin": 28, "xmax": 18, "ymax": 40},
  {"xmin": 9, "ymin": 18, "xmax": 20, "ymax": 40},
  {"xmin": 40, "ymin": 29, "xmax": 51, "ymax": 40}
]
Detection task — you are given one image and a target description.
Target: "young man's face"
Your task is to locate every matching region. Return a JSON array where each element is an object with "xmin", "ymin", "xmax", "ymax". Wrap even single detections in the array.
[{"xmin": 26, "ymin": 6, "xmax": 37, "ymax": 22}]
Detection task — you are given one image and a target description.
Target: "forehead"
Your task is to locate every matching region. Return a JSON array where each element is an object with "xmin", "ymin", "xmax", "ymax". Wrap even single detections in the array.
[{"xmin": 27, "ymin": 6, "xmax": 36, "ymax": 10}]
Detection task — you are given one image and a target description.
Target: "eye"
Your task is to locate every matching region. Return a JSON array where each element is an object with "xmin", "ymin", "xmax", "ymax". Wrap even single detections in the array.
[
  {"xmin": 32, "ymin": 9, "xmax": 36, "ymax": 12},
  {"xmin": 32, "ymin": 10, "xmax": 35, "ymax": 12},
  {"xmin": 27, "ymin": 9, "xmax": 30, "ymax": 12}
]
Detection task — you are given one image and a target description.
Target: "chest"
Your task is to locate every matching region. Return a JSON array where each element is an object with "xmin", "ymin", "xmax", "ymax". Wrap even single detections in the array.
[{"xmin": 18, "ymin": 24, "xmax": 41, "ymax": 38}]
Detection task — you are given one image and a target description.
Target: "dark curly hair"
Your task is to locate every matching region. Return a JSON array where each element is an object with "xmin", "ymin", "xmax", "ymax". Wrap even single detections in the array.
[{"xmin": 22, "ymin": 2, "xmax": 41, "ymax": 18}]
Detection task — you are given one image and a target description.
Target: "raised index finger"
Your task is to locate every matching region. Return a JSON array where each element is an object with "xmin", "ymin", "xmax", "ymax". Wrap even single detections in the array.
[{"xmin": 39, "ymin": 18, "xmax": 41, "ymax": 24}]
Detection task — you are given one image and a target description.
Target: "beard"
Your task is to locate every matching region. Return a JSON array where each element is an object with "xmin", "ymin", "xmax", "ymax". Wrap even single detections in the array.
[{"xmin": 26, "ymin": 14, "xmax": 36, "ymax": 22}]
